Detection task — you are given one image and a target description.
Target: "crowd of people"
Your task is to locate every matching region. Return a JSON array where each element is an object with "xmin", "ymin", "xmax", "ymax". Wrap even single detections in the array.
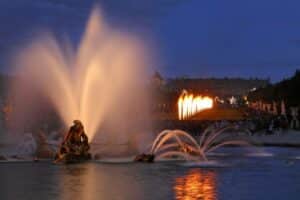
[{"xmin": 241, "ymin": 108, "xmax": 300, "ymax": 134}]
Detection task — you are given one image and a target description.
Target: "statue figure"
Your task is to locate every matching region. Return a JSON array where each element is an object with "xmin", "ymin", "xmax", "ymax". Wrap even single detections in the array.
[{"xmin": 55, "ymin": 120, "xmax": 91, "ymax": 163}]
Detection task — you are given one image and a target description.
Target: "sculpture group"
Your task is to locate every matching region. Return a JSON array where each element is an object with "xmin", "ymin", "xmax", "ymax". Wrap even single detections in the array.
[{"xmin": 54, "ymin": 120, "xmax": 91, "ymax": 163}]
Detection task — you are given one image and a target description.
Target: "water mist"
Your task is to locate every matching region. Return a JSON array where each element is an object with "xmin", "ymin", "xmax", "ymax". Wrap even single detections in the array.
[{"xmin": 9, "ymin": 7, "xmax": 152, "ymax": 155}]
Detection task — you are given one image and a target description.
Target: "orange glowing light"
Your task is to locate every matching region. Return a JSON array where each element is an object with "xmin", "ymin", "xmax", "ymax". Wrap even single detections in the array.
[
  {"xmin": 178, "ymin": 91, "xmax": 213, "ymax": 120},
  {"xmin": 174, "ymin": 169, "xmax": 217, "ymax": 200}
]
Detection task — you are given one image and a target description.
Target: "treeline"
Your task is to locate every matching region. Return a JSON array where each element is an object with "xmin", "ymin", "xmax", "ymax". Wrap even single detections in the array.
[
  {"xmin": 248, "ymin": 70, "xmax": 300, "ymax": 107},
  {"xmin": 165, "ymin": 77, "xmax": 269, "ymax": 96}
]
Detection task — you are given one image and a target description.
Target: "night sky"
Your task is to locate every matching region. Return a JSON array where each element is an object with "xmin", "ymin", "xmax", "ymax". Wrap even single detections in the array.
[{"xmin": 1, "ymin": 0, "xmax": 300, "ymax": 82}]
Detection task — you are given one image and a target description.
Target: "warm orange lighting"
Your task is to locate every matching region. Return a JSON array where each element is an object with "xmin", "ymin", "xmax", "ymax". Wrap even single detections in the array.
[
  {"xmin": 178, "ymin": 91, "xmax": 213, "ymax": 120},
  {"xmin": 174, "ymin": 169, "xmax": 217, "ymax": 200}
]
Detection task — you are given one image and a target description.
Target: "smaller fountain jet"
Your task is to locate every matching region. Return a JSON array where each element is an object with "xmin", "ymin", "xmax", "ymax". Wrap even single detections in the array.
[
  {"xmin": 135, "ymin": 126, "xmax": 249, "ymax": 163},
  {"xmin": 54, "ymin": 120, "xmax": 91, "ymax": 164}
]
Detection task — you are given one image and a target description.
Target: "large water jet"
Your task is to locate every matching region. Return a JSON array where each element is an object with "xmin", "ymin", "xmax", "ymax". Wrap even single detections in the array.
[{"xmin": 9, "ymin": 6, "xmax": 151, "ymax": 155}]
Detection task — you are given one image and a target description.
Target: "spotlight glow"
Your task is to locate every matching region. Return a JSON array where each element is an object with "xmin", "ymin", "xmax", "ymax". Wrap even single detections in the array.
[{"xmin": 178, "ymin": 91, "xmax": 213, "ymax": 120}]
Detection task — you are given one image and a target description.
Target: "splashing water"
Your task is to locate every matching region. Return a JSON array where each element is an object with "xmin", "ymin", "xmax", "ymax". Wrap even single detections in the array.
[
  {"xmin": 16, "ymin": 133, "xmax": 37, "ymax": 156},
  {"xmin": 9, "ymin": 7, "xmax": 151, "ymax": 146},
  {"xmin": 150, "ymin": 130, "xmax": 203, "ymax": 161},
  {"xmin": 197, "ymin": 126, "xmax": 250, "ymax": 159},
  {"xmin": 149, "ymin": 126, "xmax": 249, "ymax": 161}
]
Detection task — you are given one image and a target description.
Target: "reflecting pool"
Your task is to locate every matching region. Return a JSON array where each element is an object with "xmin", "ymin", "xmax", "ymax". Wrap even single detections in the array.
[{"xmin": 1, "ymin": 147, "xmax": 300, "ymax": 200}]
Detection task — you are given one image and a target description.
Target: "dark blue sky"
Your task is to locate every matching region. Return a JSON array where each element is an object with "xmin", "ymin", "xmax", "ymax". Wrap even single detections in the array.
[{"xmin": 1, "ymin": 0, "xmax": 300, "ymax": 82}]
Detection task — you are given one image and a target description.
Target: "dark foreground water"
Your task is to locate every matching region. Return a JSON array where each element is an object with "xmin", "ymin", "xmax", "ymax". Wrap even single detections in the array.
[{"xmin": 1, "ymin": 147, "xmax": 300, "ymax": 200}]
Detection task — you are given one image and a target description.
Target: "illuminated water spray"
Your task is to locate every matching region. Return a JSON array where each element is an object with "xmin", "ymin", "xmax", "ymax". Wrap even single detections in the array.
[
  {"xmin": 10, "ymin": 6, "xmax": 150, "ymax": 143},
  {"xmin": 178, "ymin": 91, "xmax": 213, "ymax": 120}
]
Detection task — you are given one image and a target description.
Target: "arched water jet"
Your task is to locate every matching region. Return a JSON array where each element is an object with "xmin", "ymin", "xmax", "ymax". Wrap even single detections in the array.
[
  {"xmin": 154, "ymin": 143, "xmax": 180, "ymax": 154},
  {"xmin": 206, "ymin": 141, "xmax": 250, "ymax": 154},
  {"xmin": 200, "ymin": 126, "xmax": 235, "ymax": 153},
  {"xmin": 199, "ymin": 126, "xmax": 251, "ymax": 155},
  {"xmin": 151, "ymin": 130, "xmax": 201, "ymax": 154},
  {"xmin": 150, "ymin": 130, "xmax": 172, "ymax": 153},
  {"xmin": 151, "ymin": 131, "xmax": 204, "ymax": 160},
  {"xmin": 137, "ymin": 126, "xmax": 250, "ymax": 162}
]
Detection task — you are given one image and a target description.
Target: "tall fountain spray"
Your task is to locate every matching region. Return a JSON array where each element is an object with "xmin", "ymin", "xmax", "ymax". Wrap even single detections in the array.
[{"xmin": 9, "ymin": 7, "xmax": 151, "ymax": 152}]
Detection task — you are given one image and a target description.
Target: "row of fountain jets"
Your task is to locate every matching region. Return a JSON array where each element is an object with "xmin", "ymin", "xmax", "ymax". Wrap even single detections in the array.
[
  {"xmin": 149, "ymin": 126, "xmax": 249, "ymax": 161},
  {"xmin": 15, "ymin": 125, "xmax": 248, "ymax": 162}
]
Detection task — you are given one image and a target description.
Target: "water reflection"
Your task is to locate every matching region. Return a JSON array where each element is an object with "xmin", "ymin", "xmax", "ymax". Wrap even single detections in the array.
[
  {"xmin": 60, "ymin": 165, "xmax": 100, "ymax": 200},
  {"xmin": 174, "ymin": 169, "xmax": 217, "ymax": 200},
  {"xmin": 58, "ymin": 163, "xmax": 144, "ymax": 200}
]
